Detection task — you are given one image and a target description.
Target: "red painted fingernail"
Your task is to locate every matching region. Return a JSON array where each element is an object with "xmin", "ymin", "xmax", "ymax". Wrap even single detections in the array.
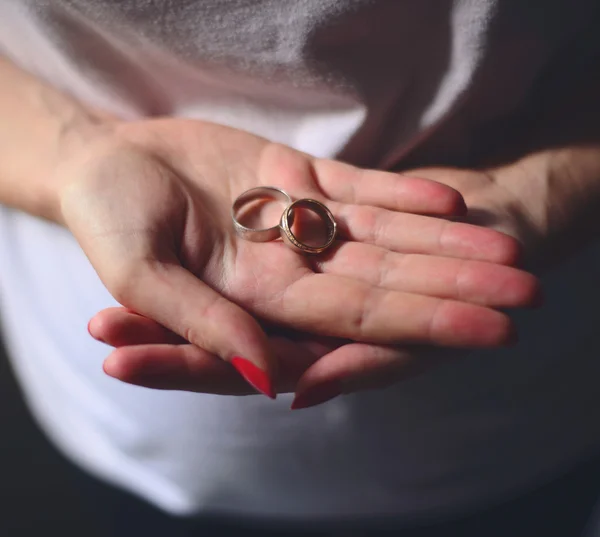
[
  {"xmin": 231, "ymin": 357, "xmax": 276, "ymax": 399},
  {"xmin": 291, "ymin": 381, "xmax": 342, "ymax": 410}
]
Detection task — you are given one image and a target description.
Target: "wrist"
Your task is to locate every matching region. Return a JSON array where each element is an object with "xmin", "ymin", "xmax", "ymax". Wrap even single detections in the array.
[
  {"xmin": 48, "ymin": 109, "xmax": 120, "ymax": 226},
  {"xmin": 490, "ymin": 144, "xmax": 600, "ymax": 268},
  {"xmin": 0, "ymin": 55, "xmax": 119, "ymax": 224}
]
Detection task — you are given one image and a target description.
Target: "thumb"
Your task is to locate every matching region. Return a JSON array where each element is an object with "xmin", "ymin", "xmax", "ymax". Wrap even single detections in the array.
[{"xmin": 103, "ymin": 257, "xmax": 277, "ymax": 399}]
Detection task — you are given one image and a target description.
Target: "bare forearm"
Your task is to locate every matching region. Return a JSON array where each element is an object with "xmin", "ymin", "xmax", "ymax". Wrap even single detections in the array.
[
  {"xmin": 0, "ymin": 55, "xmax": 113, "ymax": 223},
  {"xmin": 487, "ymin": 63, "xmax": 600, "ymax": 267}
]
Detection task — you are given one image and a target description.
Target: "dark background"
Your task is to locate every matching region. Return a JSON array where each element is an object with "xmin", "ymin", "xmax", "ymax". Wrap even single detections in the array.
[
  {"xmin": 0, "ymin": 338, "xmax": 102, "ymax": 537},
  {"xmin": 2, "ymin": 334, "xmax": 600, "ymax": 537}
]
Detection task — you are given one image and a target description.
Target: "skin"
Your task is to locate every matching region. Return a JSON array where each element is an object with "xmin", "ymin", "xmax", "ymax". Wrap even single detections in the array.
[
  {"xmin": 91, "ymin": 57, "xmax": 600, "ymax": 406},
  {"xmin": 2, "ymin": 53, "xmax": 581, "ymax": 406},
  {"xmin": 91, "ymin": 154, "xmax": 600, "ymax": 408}
]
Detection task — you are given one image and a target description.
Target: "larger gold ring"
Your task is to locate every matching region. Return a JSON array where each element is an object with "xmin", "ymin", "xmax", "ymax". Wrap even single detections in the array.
[{"xmin": 279, "ymin": 199, "xmax": 337, "ymax": 255}]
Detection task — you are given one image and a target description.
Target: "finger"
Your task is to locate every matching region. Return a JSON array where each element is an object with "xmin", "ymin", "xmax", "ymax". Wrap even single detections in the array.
[
  {"xmin": 329, "ymin": 204, "xmax": 522, "ymax": 265},
  {"xmin": 335, "ymin": 205, "xmax": 522, "ymax": 264},
  {"xmin": 91, "ymin": 305, "xmax": 345, "ymax": 354},
  {"xmin": 93, "ymin": 307, "xmax": 334, "ymax": 393},
  {"xmin": 312, "ymin": 159, "xmax": 467, "ymax": 215},
  {"xmin": 89, "ymin": 307, "xmax": 186, "ymax": 346},
  {"xmin": 103, "ymin": 258, "xmax": 277, "ymax": 399},
  {"xmin": 314, "ymin": 242, "xmax": 542, "ymax": 308},
  {"xmin": 103, "ymin": 335, "xmax": 328, "ymax": 394},
  {"xmin": 103, "ymin": 344, "xmax": 255, "ymax": 395},
  {"xmin": 258, "ymin": 273, "xmax": 516, "ymax": 347},
  {"xmin": 291, "ymin": 344, "xmax": 454, "ymax": 410}
]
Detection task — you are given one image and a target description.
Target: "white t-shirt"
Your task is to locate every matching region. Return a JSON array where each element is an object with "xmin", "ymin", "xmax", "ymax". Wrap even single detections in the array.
[{"xmin": 1, "ymin": 0, "xmax": 600, "ymax": 522}]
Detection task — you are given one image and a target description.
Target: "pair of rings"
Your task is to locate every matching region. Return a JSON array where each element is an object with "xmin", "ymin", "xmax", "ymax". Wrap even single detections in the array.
[{"xmin": 231, "ymin": 186, "xmax": 337, "ymax": 255}]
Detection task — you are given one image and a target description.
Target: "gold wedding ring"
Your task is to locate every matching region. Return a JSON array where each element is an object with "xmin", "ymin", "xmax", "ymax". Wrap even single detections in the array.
[
  {"xmin": 279, "ymin": 199, "xmax": 337, "ymax": 255},
  {"xmin": 232, "ymin": 186, "xmax": 292, "ymax": 242},
  {"xmin": 232, "ymin": 187, "xmax": 338, "ymax": 255}
]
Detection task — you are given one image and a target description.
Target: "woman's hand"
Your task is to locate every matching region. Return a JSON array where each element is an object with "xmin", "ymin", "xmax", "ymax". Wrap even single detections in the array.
[
  {"xmin": 77, "ymin": 130, "xmax": 541, "ymax": 404},
  {"xmin": 58, "ymin": 119, "xmax": 541, "ymax": 397},
  {"xmin": 287, "ymin": 159, "xmax": 591, "ymax": 408},
  {"xmin": 89, "ymin": 307, "xmax": 340, "ymax": 396},
  {"xmin": 87, "ymin": 304, "xmax": 512, "ymax": 410}
]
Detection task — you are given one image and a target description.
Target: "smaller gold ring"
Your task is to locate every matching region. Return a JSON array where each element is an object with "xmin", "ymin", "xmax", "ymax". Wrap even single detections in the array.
[
  {"xmin": 232, "ymin": 186, "xmax": 292, "ymax": 242},
  {"xmin": 279, "ymin": 199, "xmax": 337, "ymax": 255}
]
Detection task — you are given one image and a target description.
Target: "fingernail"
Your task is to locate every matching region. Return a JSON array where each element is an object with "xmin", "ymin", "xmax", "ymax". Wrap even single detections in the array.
[
  {"xmin": 87, "ymin": 320, "xmax": 105, "ymax": 343},
  {"xmin": 102, "ymin": 357, "xmax": 120, "ymax": 377},
  {"xmin": 231, "ymin": 357, "xmax": 276, "ymax": 399},
  {"xmin": 291, "ymin": 381, "xmax": 342, "ymax": 410}
]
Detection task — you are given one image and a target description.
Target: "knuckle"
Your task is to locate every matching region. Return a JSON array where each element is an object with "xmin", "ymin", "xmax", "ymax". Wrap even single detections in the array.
[
  {"xmin": 348, "ymin": 206, "xmax": 378, "ymax": 240},
  {"xmin": 437, "ymin": 220, "xmax": 453, "ymax": 253},
  {"xmin": 371, "ymin": 214, "xmax": 389, "ymax": 245},
  {"xmin": 183, "ymin": 325, "xmax": 203, "ymax": 348},
  {"xmin": 376, "ymin": 250, "xmax": 395, "ymax": 288},
  {"xmin": 184, "ymin": 295, "xmax": 242, "ymax": 351},
  {"xmin": 453, "ymin": 259, "xmax": 471, "ymax": 302},
  {"xmin": 426, "ymin": 300, "xmax": 447, "ymax": 345}
]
